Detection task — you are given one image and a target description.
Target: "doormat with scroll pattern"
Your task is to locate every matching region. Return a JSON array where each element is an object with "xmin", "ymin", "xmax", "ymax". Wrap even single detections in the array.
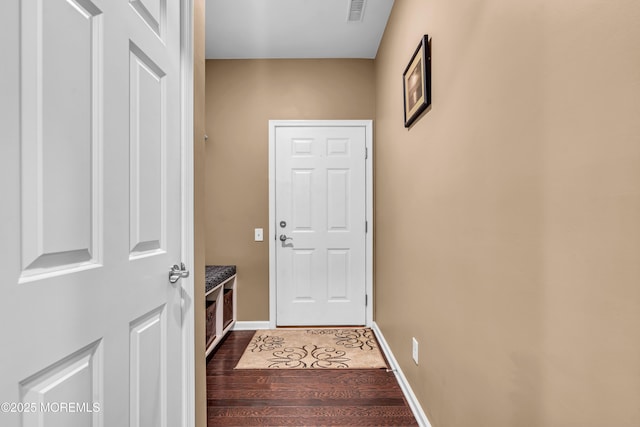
[{"xmin": 234, "ymin": 328, "xmax": 388, "ymax": 369}]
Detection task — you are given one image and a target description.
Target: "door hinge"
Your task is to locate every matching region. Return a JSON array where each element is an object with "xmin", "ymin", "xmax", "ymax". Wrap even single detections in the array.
[
  {"xmin": 365, "ymin": 294, "xmax": 368, "ymax": 306},
  {"xmin": 365, "ymin": 221, "xmax": 368, "ymax": 233},
  {"xmin": 365, "ymin": 147, "xmax": 368, "ymax": 159}
]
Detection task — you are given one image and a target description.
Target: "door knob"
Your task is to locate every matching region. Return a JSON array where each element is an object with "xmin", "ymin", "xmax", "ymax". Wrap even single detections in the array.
[
  {"xmin": 169, "ymin": 262, "xmax": 190, "ymax": 283},
  {"xmin": 279, "ymin": 234, "xmax": 293, "ymax": 242}
]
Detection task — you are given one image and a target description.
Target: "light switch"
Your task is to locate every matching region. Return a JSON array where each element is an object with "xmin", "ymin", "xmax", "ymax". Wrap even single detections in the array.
[{"xmin": 254, "ymin": 228, "xmax": 264, "ymax": 242}]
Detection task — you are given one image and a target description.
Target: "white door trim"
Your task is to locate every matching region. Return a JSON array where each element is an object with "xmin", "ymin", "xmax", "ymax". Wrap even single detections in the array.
[
  {"xmin": 180, "ymin": 1, "xmax": 195, "ymax": 426},
  {"xmin": 268, "ymin": 120, "xmax": 373, "ymax": 328}
]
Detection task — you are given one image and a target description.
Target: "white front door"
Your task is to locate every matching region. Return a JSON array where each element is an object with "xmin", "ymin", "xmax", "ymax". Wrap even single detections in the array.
[
  {"xmin": 272, "ymin": 122, "xmax": 371, "ymax": 326},
  {"xmin": 0, "ymin": 0, "xmax": 185, "ymax": 426}
]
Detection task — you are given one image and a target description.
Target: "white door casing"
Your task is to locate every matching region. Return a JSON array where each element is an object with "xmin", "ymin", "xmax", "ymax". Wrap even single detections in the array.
[
  {"xmin": 269, "ymin": 121, "xmax": 373, "ymax": 327},
  {"xmin": 0, "ymin": 0, "xmax": 193, "ymax": 426}
]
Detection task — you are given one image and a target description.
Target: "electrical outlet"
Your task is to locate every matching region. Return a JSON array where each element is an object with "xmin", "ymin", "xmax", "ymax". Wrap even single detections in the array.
[
  {"xmin": 254, "ymin": 228, "xmax": 263, "ymax": 242},
  {"xmin": 412, "ymin": 337, "xmax": 419, "ymax": 365}
]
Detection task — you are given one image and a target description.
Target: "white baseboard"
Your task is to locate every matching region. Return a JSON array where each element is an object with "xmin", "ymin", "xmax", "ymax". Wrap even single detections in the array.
[
  {"xmin": 232, "ymin": 321, "xmax": 270, "ymax": 331},
  {"xmin": 372, "ymin": 322, "xmax": 432, "ymax": 427}
]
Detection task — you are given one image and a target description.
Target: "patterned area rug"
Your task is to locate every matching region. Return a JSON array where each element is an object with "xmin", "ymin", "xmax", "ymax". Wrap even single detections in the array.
[{"xmin": 235, "ymin": 328, "xmax": 388, "ymax": 369}]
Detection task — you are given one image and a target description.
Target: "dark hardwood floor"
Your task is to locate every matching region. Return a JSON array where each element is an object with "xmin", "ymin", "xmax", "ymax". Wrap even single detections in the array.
[{"xmin": 207, "ymin": 330, "xmax": 418, "ymax": 426}]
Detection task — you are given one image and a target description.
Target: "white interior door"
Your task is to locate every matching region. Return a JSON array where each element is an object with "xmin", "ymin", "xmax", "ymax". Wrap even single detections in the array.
[
  {"xmin": 274, "ymin": 123, "xmax": 369, "ymax": 326},
  {"xmin": 0, "ymin": 0, "xmax": 185, "ymax": 426}
]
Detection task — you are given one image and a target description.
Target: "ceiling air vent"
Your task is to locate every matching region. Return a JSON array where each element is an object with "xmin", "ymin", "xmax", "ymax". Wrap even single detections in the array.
[{"xmin": 347, "ymin": 0, "xmax": 366, "ymax": 22}]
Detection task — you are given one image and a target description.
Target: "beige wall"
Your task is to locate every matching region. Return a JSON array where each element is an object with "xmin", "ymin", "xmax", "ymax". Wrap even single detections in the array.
[
  {"xmin": 374, "ymin": 1, "xmax": 640, "ymax": 426},
  {"xmin": 193, "ymin": 0, "xmax": 206, "ymax": 425},
  {"xmin": 204, "ymin": 59, "xmax": 375, "ymax": 320}
]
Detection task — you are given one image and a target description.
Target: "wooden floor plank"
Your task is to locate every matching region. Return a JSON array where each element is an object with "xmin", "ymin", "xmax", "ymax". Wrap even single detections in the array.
[{"xmin": 207, "ymin": 331, "xmax": 418, "ymax": 426}]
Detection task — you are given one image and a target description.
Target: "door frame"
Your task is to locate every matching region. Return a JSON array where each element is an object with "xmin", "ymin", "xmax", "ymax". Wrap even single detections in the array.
[
  {"xmin": 268, "ymin": 120, "xmax": 373, "ymax": 328},
  {"xmin": 180, "ymin": 0, "xmax": 195, "ymax": 426}
]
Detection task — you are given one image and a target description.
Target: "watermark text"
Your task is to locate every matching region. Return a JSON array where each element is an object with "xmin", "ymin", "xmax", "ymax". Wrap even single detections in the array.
[{"xmin": 1, "ymin": 402, "xmax": 101, "ymax": 414}]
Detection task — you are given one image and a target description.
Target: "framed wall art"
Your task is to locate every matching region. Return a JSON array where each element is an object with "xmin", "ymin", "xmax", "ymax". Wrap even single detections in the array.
[{"xmin": 403, "ymin": 35, "xmax": 431, "ymax": 128}]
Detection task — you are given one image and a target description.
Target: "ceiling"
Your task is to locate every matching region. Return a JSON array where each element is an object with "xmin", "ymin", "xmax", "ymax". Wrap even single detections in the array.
[{"xmin": 205, "ymin": 0, "xmax": 395, "ymax": 59}]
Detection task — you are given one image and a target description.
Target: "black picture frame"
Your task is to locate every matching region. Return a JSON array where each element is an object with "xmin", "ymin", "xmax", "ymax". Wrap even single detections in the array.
[{"xmin": 403, "ymin": 35, "xmax": 431, "ymax": 128}]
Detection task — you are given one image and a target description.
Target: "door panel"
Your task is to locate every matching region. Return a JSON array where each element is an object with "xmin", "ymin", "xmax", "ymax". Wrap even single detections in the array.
[
  {"xmin": 130, "ymin": 0, "xmax": 166, "ymax": 38},
  {"xmin": 275, "ymin": 126, "xmax": 367, "ymax": 326},
  {"xmin": 20, "ymin": 0, "xmax": 102, "ymax": 281},
  {"xmin": 0, "ymin": 0, "xmax": 184, "ymax": 425},
  {"xmin": 327, "ymin": 169, "xmax": 350, "ymax": 230},
  {"xmin": 328, "ymin": 249, "xmax": 350, "ymax": 299},
  {"xmin": 129, "ymin": 306, "xmax": 167, "ymax": 427},
  {"xmin": 129, "ymin": 42, "xmax": 166, "ymax": 257},
  {"xmin": 20, "ymin": 341, "xmax": 102, "ymax": 427}
]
